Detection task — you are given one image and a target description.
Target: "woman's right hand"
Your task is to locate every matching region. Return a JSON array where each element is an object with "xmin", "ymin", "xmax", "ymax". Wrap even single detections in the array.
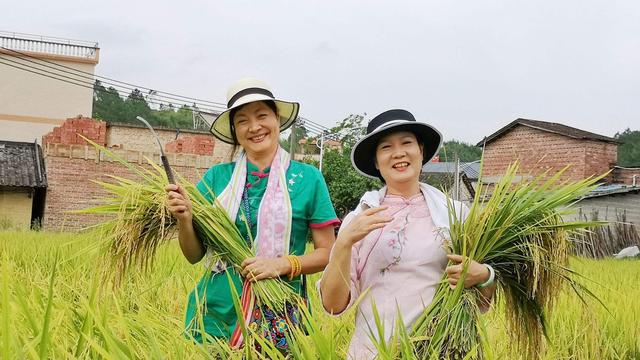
[
  {"xmin": 337, "ymin": 206, "xmax": 392, "ymax": 246},
  {"xmin": 165, "ymin": 184, "xmax": 193, "ymax": 224}
]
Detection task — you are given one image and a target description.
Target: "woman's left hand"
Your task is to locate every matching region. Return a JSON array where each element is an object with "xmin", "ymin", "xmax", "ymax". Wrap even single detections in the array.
[
  {"xmin": 445, "ymin": 254, "xmax": 490, "ymax": 289},
  {"xmin": 240, "ymin": 256, "xmax": 290, "ymax": 282}
]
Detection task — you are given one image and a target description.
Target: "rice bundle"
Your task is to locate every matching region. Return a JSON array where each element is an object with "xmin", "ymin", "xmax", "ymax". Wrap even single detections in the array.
[
  {"xmin": 409, "ymin": 163, "xmax": 605, "ymax": 359},
  {"xmin": 79, "ymin": 141, "xmax": 297, "ymax": 310}
]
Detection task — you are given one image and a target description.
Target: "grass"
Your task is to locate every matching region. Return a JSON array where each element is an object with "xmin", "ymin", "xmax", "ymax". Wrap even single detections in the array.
[{"xmin": 0, "ymin": 231, "xmax": 638, "ymax": 359}]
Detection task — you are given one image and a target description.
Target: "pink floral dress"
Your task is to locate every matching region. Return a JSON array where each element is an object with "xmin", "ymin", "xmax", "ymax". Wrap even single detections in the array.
[{"xmin": 331, "ymin": 194, "xmax": 447, "ymax": 360}]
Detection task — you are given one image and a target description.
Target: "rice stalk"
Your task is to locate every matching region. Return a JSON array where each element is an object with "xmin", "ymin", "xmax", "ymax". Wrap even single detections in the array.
[
  {"xmin": 78, "ymin": 139, "xmax": 297, "ymax": 311},
  {"xmin": 411, "ymin": 162, "xmax": 606, "ymax": 359}
]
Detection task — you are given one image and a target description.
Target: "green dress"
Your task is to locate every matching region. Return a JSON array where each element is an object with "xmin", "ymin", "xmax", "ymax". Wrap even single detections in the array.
[{"xmin": 184, "ymin": 160, "xmax": 339, "ymax": 342}]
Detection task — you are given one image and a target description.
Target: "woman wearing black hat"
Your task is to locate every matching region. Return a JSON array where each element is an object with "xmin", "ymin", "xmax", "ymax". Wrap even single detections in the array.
[
  {"xmin": 318, "ymin": 109, "xmax": 496, "ymax": 359},
  {"xmin": 165, "ymin": 78, "xmax": 340, "ymax": 348}
]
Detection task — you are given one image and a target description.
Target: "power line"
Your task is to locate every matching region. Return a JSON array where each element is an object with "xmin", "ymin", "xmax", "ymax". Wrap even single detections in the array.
[
  {"xmin": 0, "ymin": 46, "xmax": 228, "ymax": 109},
  {"xmin": 0, "ymin": 53, "xmax": 225, "ymax": 112},
  {"xmin": 297, "ymin": 124, "xmax": 341, "ymax": 142},
  {"xmin": 0, "ymin": 56, "xmax": 222, "ymax": 113},
  {"xmin": 0, "ymin": 47, "xmax": 346, "ymax": 136},
  {"xmin": 1, "ymin": 51, "xmax": 226, "ymax": 110},
  {"xmin": 300, "ymin": 117, "xmax": 335, "ymax": 133},
  {"xmin": 303, "ymin": 122, "xmax": 339, "ymax": 139}
]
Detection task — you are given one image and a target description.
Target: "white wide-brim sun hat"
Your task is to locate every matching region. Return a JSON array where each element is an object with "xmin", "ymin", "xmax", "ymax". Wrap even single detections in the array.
[{"xmin": 210, "ymin": 78, "xmax": 300, "ymax": 144}]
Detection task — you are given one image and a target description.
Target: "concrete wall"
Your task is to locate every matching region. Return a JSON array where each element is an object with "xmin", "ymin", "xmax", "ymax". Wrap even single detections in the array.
[
  {"xmin": 0, "ymin": 54, "xmax": 96, "ymax": 143},
  {"xmin": 570, "ymin": 191, "xmax": 640, "ymax": 225},
  {"xmin": 0, "ymin": 190, "xmax": 33, "ymax": 229}
]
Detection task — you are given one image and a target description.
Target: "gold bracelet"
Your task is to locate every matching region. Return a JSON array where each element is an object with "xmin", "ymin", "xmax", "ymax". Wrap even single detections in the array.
[
  {"xmin": 294, "ymin": 256, "xmax": 302, "ymax": 277},
  {"xmin": 287, "ymin": 255, "xmax": 302, "ymax": 280},
  {"xmin": 286, "ymin": 255, "xmax": 298, "ymax": 280}
]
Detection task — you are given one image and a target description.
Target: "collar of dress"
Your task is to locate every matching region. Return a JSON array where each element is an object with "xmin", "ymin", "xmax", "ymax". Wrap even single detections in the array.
[{"xmin": 354, "ymin": 183, "xmax": 468, "ymax": 240}]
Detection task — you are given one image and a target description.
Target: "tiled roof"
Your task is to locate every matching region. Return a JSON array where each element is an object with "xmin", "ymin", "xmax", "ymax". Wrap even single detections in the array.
[
  {"xmin": 477, "ymin": 118, "xmax": 620, "ymax": 146},
  {"xmin": 0, "ymin": 140, "xmax": 47, "ymax": 187}
]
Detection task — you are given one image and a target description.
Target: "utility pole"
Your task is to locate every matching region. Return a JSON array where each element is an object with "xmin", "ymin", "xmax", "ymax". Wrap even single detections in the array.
[
  {"xmin": 454, "ymin": 158, "xmax": 460, "ymax": 201},
  {"xmin": 316, "ymin": 131, "xmax": 326, "ymax": 172},
  {"xmin": 289, "ymin": 119, "xmax": 296, "ymax": 157}
]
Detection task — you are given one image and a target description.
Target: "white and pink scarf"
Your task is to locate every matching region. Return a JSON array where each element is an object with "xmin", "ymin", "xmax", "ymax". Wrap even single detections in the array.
[{"xmin": 206, "ymin": 146, "xmax": 293, "ymax": 347}]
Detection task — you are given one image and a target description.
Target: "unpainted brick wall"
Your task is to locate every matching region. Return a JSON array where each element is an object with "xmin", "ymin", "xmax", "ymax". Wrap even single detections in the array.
[
  {"xmin": 43, "ymin": 152, "xmax": 211, "ymax": 231},
  {"xmin": 482, "ymin": 125, "xmax": 618, "ymax": 182},
  {"xmin": 40, "ymin": 118, "xmax": 230, "ymax": 231},
  {"xmin": 613, "ymin": 168, "xmax": 640, "ymax": 185},
  {"xmin": 42, "ymin": 116, "xmax": 107, "ymax": 146},
  {"xmin": 166, "ymin": 135, "xmax": 215, "ymax": 155},
  {"xmin": 106, "ymin": 124, "xmax": 234, "ymax": 159}
]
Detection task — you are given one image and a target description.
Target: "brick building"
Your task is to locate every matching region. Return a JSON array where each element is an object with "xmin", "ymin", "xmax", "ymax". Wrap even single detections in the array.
[
  {"xmin": 478, "ymin": 118, "xmax": 621, "ymax": 183},
  {"xmin": 40, "ymin": 116, "xmax": 232, "ymax": 230},
  {"xmin": 478, "ymin": 118, "xmax": 640, "ymax": 257}
]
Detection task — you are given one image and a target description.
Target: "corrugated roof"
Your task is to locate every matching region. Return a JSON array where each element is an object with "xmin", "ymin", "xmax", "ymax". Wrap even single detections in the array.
[
  {"xmin": 477, "ymin": 118, "xmax": 620, "ymax": 146},
  {"xmin": 422, "ymin": 161, "xmax": 480, "ymax": 179},
  {"xmin": 582, "ymin": 184, "xmax": 640, "ymax": 199},
  {"xmin": 0, "ymin": 140, "xmax": 47, "ymax": 188}
]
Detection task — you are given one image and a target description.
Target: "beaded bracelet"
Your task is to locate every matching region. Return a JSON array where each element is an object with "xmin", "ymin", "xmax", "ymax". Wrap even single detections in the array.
[{"xmin": 476, "ymin": 264, "xmax": 495, "ymax": 289}]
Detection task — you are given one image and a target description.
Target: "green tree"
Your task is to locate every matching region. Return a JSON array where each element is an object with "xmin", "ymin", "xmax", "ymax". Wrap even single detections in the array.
[
  {"xmin": 614, "ymin": 128, "xmax": 640, "ymax": 166},
  {"xmin": 322, "ymin": 149, "xmax": 381, "ymax": 218},
  {"xmin": 438, "ymin": 140, "xmax": 482, "ymax": 162},
  {"xmin": 326, "ymin": 114, "xmax": 366, "ymax": 149},
  {"xmin": 92, "ymin": 80, "xmax": 197, "ymax": 129},
  {"xmin": 150, "ymin": 105, "xmax": 194, "ymax": 128},
  {"xmin": 321, "ymin": 113, "xmax": 380, "ymax": 218},
  {"xmin": 123, "ymin": 89, "xmax": 152, "ymax": 124},
  {"xmin": 281, "ymin": 125, "xmax": 309, "ymax": 154},
  {"xmin": 92, "ymin": 80, "xmax": 126, "ymax": 122}
]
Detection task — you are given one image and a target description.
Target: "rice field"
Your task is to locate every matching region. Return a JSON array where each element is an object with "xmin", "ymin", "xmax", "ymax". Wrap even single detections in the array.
[{"xmin": 0, "ymin": 231, "xmax": 638, "ymax": 359}]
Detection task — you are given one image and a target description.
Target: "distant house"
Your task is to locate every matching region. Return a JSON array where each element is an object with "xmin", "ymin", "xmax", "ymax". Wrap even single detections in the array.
[
  {"xmin": 295, "ymin": 138, "xmax": 342, "ymax": 162},
  {"xmin": 0, "ymin": 140, "xmax": 47, "ymax": 229},
  {"xmin": 479, "ymin": 118, "xmax": 640, "ymax": 257},
  {"xmin": 478, "ymin": 118, "xmax": 621, "ymax": 184},
  {"xmin": 421, "ymin": 161, "xmax": 480, "ymax": 202}
]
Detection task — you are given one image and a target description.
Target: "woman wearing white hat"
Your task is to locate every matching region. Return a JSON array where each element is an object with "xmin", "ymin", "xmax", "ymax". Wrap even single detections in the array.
[
  {"xmin": 318, "ymin": 109, "xmax": 496, "ymax": 359},
  {"xmin": 165, "ymin": 78, "xmax": 340, "ymax": 348}
]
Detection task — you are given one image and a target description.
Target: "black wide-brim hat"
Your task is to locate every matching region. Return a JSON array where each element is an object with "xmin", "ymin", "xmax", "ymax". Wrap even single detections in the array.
[
  {"xmin": 210, "ymin": 78, "xmax": 300, "ymax": 144},
  {"xmin": 351, "ymin": 109, "xmax": 442, "ymax": 179}
]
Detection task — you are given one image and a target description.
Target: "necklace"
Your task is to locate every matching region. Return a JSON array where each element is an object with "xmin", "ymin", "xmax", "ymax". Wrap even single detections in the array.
[{"xmin": 239, "ymin": 173, "xmax": 266, "ymax": 246}]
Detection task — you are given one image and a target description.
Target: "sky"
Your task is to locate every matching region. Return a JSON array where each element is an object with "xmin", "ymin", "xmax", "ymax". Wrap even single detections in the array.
[{"xmin": 3, "ymin": 0, "xmax": 639, "ymax": 144}]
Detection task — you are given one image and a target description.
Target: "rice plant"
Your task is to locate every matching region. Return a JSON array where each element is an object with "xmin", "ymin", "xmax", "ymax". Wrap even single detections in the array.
[
  {"xmin": 78, "ymin": 140, "xmax": 297, "ymax": 311},
  {"xmin": 410, "ymin": 163, "xmax": 607, "ymax": 359},
  {"xmin": 1, "ymin": 231, "xmax": 638, "ymax": 359}
]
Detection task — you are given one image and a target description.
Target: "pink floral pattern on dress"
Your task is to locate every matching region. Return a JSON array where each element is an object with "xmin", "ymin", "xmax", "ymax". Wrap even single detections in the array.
[{"xmin": 379, "ymin": 213, "xmax": 410, "ymax": 274}]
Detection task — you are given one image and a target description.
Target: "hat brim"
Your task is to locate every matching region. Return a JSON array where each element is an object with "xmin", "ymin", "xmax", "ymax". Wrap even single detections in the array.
[
  {"xmin": 210, "ymin": 94, "xmax": 299, "ymax": 144},
  {"xmin": 351, "ymin": 121, "xmax": 442, "ymax": 179}
]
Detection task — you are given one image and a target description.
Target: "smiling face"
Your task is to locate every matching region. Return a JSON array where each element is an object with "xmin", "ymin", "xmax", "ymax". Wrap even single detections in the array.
[
  {"xmin": 232, "ymin": 101, "xmax": 280, "ymax": 158},
  {"xmin": 375, "ymin": 131, "xmax": 424, "ymax": 186}
]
